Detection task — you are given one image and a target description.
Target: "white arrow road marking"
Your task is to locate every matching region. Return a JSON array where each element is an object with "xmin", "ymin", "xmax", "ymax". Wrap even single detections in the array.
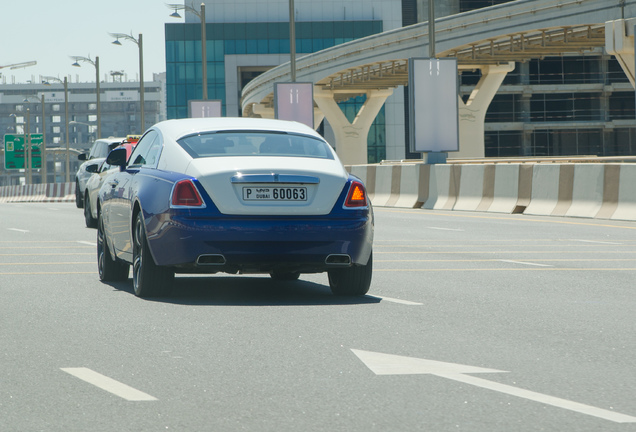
[
  {"xmin": 351, "ymin": 349, "xmax": 636, "ymax": 423},
  {"xmin": 7, "ymin": 228, "xmax": 29, "ymax": 233},
  {"xmin": 499, "ymin": 259, "xmax": 553, "ymax": 267},
  {"xmin": 368, "ymin": 295, "xmax": 423, "ymax": 306},
  {"xmin": 61, "ymin": 368, "xmax": 157, "ymax": 401},
  {"xmin": 574, "ymin": 239, "xmax": 622, "ymax": 245}
]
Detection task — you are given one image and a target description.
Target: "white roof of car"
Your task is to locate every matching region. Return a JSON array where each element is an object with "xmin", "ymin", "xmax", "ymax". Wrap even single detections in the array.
[{"xmin": 152, "ymin": 117, "xmax": 323, "ymax": 142}]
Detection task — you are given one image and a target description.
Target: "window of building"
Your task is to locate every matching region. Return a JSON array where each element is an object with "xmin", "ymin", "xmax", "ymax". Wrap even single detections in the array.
[
  {"xmin": 529, "ymin": 57, "xmax": 602, "ymax": 85},
  {"xmin": 15, "ymin": 105, "xmax": 24, "ymax": 112},
  {"xmin": 53, "ymin": 126, "xmax": 61, "ymax": 133},
  {"xmin": 88, "ymin": 115, "xmax": 97, "ymax": 122},
  {"xmin": 484, "ymin": 131, "xmax": 522, "ymax": 157},
  {"xmin": 606, "ymin": 128, "xmax": 636, "ymax": 155},
  {"xmin": 486, "ymin": 95, "xmax": 521, "ymax": 122},
  {"xmin": 52, "ymin": 116, "xmax": 61, "ymax": 123},
  {"xmin": 52, "ymin": 104, "xmax": 61, "ymax": 112},
  {"xmin": 88, "ymin": 103, "xmax": 97, "ymax": 110},
  {"xmin": 609, "ymin": 92, "xmax": 635, "ymax": 120},
  {"xmin": 608, "ymin": 58, "xmax": 630, "ymax": 84}
]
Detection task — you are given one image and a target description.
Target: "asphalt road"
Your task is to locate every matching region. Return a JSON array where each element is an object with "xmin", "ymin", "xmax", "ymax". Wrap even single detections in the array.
[{"xmin": 2, "ymin": 202, "xmax": 636, "ymax": 431}]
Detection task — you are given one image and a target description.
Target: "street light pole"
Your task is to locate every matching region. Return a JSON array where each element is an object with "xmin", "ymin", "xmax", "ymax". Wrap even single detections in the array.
[
  {"xmin": 200, "ymin": 4, "xmax": 207, "ymax": 99},
  {"xmin": 168, "ymin": 3, "xmax": 208, "ymax": 100},
  {"xmin": 42, "ymin": 75, "xmax": 70, "ymax": 183},
  {"xmin": 429, "ymin": 0, "xmax": 436, "ymax": 58},
  {"xmin": 110, "ymin": 32, "xmax": 145, "ymax": 133},
  {"xmin": 22, "ymin": 95, "xmax": 46, "ymax": 184},
  {"xmin": 26, "ymin": 108, "xmax": 32, "ymax": 184},
  {"xmin": 289, "ymin": 0, "xmax": 296, "ymax": 82},
  {"xmin": 71, "ymin": 55, "xmax": 101, "ymax": 138},
  {"xmin": 41, "ymin": 94, "xmax": 47, "ymax": 183},
  {"xmin": 64, "ymin": 77, "xmax": 69, "ymax": 183}
]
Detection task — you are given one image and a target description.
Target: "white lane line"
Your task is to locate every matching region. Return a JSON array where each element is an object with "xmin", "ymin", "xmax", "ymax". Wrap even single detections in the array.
[
  {"xmin": 499, "ymin": 260, "xmax": 553, "ymax": 268},
  {"xmin": 7, "ymin": 228, "xmax": 29, "ymax": 233},
  {"xmin": 61, "ymin": 368, "xmax": 157, "ymax": 401},
  {"xmin": 77, "ymin": 241, "xmax": 97, "ymax": 247},
  {"xmin": 369, "ymin": 295, "xmax": 423, "ymax": 305},
  {"xmin": 574, "ymin": 239, "xmax": 622, "ymax": 245},
  {"xmin": 428, "ymin": 227, "xmax": 464, "ymax": 232}
]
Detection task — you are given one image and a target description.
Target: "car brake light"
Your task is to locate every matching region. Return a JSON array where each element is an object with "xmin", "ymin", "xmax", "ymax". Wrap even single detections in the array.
[
  {"xmin": 171, "ymin": 179, "xmax": 204, "ymax": 207},
  {"xmin": 344, "ymin": 181, "xmax": 368, "ymax": 208}
]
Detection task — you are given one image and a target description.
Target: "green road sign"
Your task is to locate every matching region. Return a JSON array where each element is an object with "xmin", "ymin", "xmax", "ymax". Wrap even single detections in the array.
[{"xmin": 3, "ymin": 134, "xmax": 42, "ymax": 170}]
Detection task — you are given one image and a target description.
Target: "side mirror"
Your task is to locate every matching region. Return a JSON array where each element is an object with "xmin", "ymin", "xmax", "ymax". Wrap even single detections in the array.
[
  {"xmin": 86, "ymin": 163, "xmax": 99, "ymax": 174},
  {"xmin": 78, "ymin": 153, "xmax": 88, "ymax": 161},
  {"xmin": 106, "ymin": 147, "xmax": 127, "ymax": 168}
]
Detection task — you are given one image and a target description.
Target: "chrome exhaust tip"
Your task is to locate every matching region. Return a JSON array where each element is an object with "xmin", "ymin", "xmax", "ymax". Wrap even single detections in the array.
[
  {"xmin": 325, "ymin": 254, "xmax": 351, "ymax": 266},
  {"xmin": 196, "ymin": 254, "xmax": 226, "ymax": 265}
]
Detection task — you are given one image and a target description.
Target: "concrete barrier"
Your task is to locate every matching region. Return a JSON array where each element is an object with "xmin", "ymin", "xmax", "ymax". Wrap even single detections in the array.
[
  {"xmin": 487, "ymin": 164, "xmax": 521, "ymax": 213},
  {"xmin": 423, "ymin": 164, "xmax": 460, "ymax": 210},
  {"xmin": 596, "ymin": 164, "xmax": 620, "ymax": 219},
  {"xmin": 565, "ymin": 164, "xmax": 605, "ymax": 218},
  {"xmin": 347, "ymin": 163, "xmax": 429, "ymax": 208},
  {"xmin": 522, "ymin": 164, "xmax": 563, "ymax": 216},
  {"xmin": 8, "ymin": 163, "xmax": 636, "ymax": 223},
  {"xmin": 610, "ymin": 164, "xmax": 636, "ymax": 221},
  {"xmin": 0, "ymin": 183, "xmax": 75, "ymax": 203},
  {"xmin": 453, "ymin": 164, "xmax": 486, "ymax": 211},
  {"xmin": 372, "ymin": 164, "xmax": 397, "ymax": 207}
]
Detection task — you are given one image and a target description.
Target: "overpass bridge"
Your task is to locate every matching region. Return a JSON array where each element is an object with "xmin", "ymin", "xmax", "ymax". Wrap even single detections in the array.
[{"xmin": 241, "ymin": 0, "xmax": 636, "ymax": 164}]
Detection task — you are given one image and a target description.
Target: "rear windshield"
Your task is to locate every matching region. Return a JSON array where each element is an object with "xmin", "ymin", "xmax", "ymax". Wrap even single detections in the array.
[{"xmin": 177, "ymin": 131, "xmax": 334, "ymax": 160}]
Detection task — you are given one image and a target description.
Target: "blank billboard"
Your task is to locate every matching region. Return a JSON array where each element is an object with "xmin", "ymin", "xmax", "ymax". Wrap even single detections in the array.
[
  {"xmin": 274, "ymin": 83, "xmax": 314, "ymax": 128},
  {"xmin": 409, "ymin": 58, "xmax": 459, "ymax": 153},
  {"xmin": 189, "ymin": 100, "xmax": 222, "ymax": 118}
]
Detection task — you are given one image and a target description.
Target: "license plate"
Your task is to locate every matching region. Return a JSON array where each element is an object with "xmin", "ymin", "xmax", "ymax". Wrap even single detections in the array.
[{"xmin": 242, "ymin": 187, "xmax": 307, "ymax": 201}]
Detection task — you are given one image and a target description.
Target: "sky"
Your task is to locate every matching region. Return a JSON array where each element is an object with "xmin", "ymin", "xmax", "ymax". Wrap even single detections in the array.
[{"xmin": 1, "ymin": 0, "xmax": 180, "ymax": 85}]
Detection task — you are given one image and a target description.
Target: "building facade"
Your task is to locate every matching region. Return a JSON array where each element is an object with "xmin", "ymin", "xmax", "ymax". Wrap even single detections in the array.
[
  {"xmin": 0, "ymin": 77, "xmax": 164, "ymax": 185},
  {"xmin": 165, "ymin": 0, "xmax": 403, "ymax": 163},
  {"xmin": 166, "ymin": 0, "xmax": 636, "ymax": 163}
]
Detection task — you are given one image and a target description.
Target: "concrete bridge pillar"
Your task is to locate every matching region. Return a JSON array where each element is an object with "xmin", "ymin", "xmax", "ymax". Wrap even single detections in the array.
[
  {"xmin": 605, "ymin": 19, "xmax": 636, "ymax": 88},
  {"xmin": 314, "ymin": 87, "xmax": 394, "ymax": 165},
  {"xmin": 457, "ymin": 62, "xmax": 515, "ymax": 158}
]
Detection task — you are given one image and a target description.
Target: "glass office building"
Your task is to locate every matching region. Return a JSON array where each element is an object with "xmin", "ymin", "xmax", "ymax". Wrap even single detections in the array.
[{"xmin": 165, "ymin": 19, "xmax": 387, "ymax": 161}]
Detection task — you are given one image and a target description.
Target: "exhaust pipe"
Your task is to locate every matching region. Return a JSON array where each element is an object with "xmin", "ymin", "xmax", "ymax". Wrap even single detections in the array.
[
  {"xmin": 325, "ymin": 254, "xmax": 351, "ymax": 266},
  {"xmin": 197, "ymin": 254, "xmax": 226, "ymax": 265}
]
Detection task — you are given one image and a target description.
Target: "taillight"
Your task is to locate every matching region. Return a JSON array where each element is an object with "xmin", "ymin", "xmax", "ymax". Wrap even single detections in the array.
[
  {"xmin": 171, "ymin": 179, "xmax": 204, "ymax": 207},
  {"xmin": 344, "ymin": 181, "xmax": 368, "ymax": 208}
]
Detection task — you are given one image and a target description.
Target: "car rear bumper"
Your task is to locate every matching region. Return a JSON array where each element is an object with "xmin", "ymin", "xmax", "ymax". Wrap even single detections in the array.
[{"xmin": 146, "ymin": 212, "xmax": 373, "ymax": 273}]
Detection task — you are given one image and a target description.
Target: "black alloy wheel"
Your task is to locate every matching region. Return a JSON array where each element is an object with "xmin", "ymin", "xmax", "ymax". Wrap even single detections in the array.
[
  {"xmin": 97, "ymin": 213, "xmax": 129, "ymax": 281},
  {"xmin": 328, "ymin": 251, "xmax": 373, "ymax": 296},
  {"xmin": 132, "ymin": 212, "xmax": 174, "ymax": 298}
]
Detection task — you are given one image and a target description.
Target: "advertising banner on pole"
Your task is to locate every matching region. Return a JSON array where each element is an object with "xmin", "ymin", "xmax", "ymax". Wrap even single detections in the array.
[
  {"xmin": 408, "ymin": 58, "xmax": 459, "ymax": 153},
  {"xmin": 189, "ymin": 100, "xmax": 223, "ymax": 118},
  {"xmin": 274, "ymin": 82, "xmax": 314, "ymax": 128}
]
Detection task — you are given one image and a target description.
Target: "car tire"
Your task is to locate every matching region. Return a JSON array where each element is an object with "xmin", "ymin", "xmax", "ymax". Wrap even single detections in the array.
[
  {"xmin": 98, "ymin": 213, "xmax": 129, "ymax": 282},
  {"xmin": 84, "ymin": 192, "xmax": 97, "ymax": 229},
  {"xmin": 270, "ymin": 271, "xmax": 300, "ymax": 281},
  {"xmin": 328, "ymin": 251, "xmax": 372, "ymax": 296},
  {"xmin": 75, "ymin": 181, "xmax": 83, "ymax": 208},
  {"xmin": 133, "ymin": 213, "xmax": 174, "ymax": 298}
]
